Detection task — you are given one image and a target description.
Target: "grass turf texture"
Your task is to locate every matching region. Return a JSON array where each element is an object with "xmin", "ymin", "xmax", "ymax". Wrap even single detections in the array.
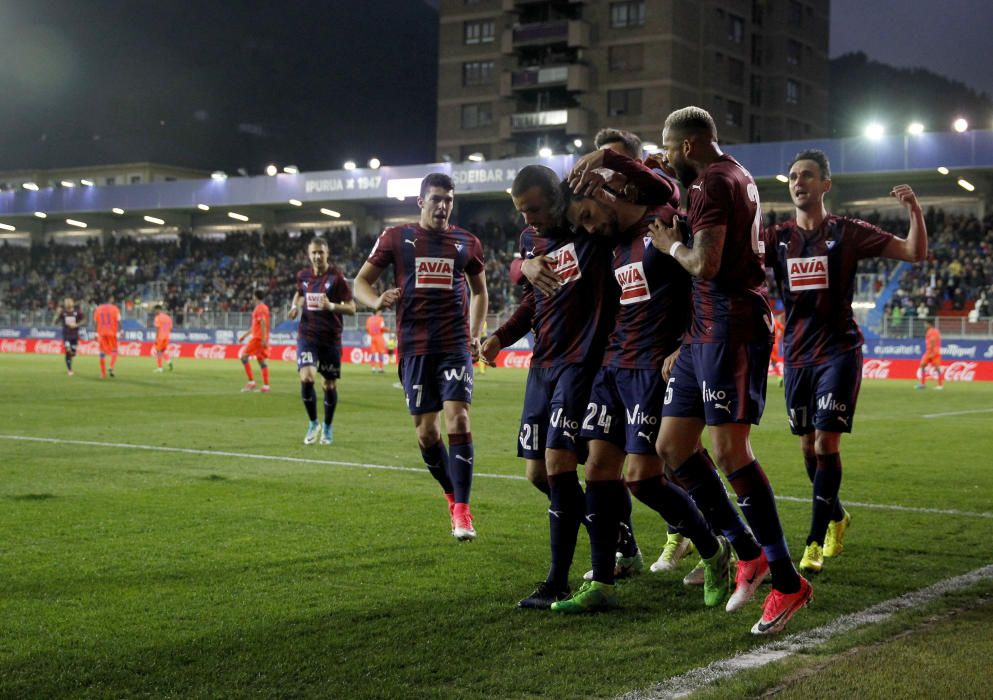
[{"xmin": 1, "ymin": 354, "xmax": 991, "ymax": 698}]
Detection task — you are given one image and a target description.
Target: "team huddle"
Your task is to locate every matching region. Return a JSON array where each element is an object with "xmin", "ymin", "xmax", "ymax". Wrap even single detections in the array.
[{"xmin": 49, "ymin": 105, "xmax": 929, "ymax": 637}]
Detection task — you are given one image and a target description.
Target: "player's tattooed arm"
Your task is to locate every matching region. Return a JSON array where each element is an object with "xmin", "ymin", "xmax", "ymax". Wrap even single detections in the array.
[{"xmin": 649, "ymin": 218, "xmax": 726, "ymax": 280}]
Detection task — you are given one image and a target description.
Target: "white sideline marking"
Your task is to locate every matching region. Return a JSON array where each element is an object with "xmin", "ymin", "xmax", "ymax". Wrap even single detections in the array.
[
  {"xmin": 922, "ymin": 407, "xmax": 993, "ymax": 419},
  {"xmin": 2, "ymin": 435, "xmax": 991, "ymax": 520},
  {"xmin": 619, "ymin": 564, "xmax": 993, "ymax": 700}
]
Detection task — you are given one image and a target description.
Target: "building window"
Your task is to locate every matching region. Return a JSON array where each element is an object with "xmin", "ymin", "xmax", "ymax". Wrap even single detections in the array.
[
  {"xmin": 728, "ymin": 58, "xmax": 744, "ymax": 86},
  {"xmin": 610, "ymin": 1, "xmax": 645, "ymax": 28},
  {"xmin": 728, "ymin": 14, "xmax": 744, "ymax": 43},
  {"xmin": 750, "ymin": 114, "xmax": 762, "ymax": 143},
  {"xmin": 461, "ymin": 102, "xmax": 493, "ymax": 129},
  {"xmin": 464, "ymin": 20, "xmax": 495, "ymax": 45},
  {"xmin": 607, "ymin": 88, "xmax": 642, "ymax": 116},
  {"xmin": 726, "ymin": 100, "xmax": 743, "ymax": 128},
  {"xmin": 463, "ymin": 61, "xmax": 495, "ymax": 86},
  {"xmin": 787, "ymin": 40, "xmax": 802, "ymax": 66},
  {"xmin": 786, "ymin": 79, "xmax": 800, "ymax": 105},
  {"xmin": 609, "ymin": 44, "xmax": 644, "ymax": 72},
  {"xmin": 752, "ymin": 0, "xmax": 764, "ymax": 25},
  {"xmin": 105, "ymin": 177, "xmax": 117, "ymax": 186},
  {"xmin": 751, "ymin": 34, "xmax": 763, "ymax": 65},
  {"xmin": 129, "ymin": 175, "xmax": 142, "ymax": 184},
  {"xmin": 789, "ymin": 1, "xmax": 803, "ymax": 27},
  {"xmin": 750, "ymin": 74, "xmax": 762, "ymax": 106}
]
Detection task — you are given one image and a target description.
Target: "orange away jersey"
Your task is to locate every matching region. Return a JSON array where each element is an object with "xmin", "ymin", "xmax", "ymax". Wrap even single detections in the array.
[
  {"xmin": 251, "ymin": 303, "xmax": 270, "ymax": 342},
  {"xmin": 94, "ymin": 304, "xmax": 120, "ymax": 336},
  {"xmin": 154, "ymin": 312, "xmax": 172, "ymax": 342},
  {"xmin": 366, "ymin": 314, "xmax": 385, "ymax": 336},
  {"xmin": 925, "ymin": 327, "xmax": 941, "ymax": 356}
]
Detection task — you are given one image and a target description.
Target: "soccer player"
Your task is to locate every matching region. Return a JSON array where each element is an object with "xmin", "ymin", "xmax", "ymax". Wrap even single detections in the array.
[
  {"xmin": 481, "ymin": 164, "xmax": 617, "ymax": 606},
  {"xmin": 238, "ymin": 290, "xmax": 271, "ymax": 393},
  {"xmin": 353, "ymin": 173, "xmax": 488, "ymax": 541},
  {"xmin": 763, "ymin": 149, "xmax": 927, "ymax": 574},
  {"xmin": 550, "ymin": 173, "xmax": 740, "ymax": 614},
  {"xmin": 365, "ymin": 311, "xmax": 388, "ymax": 374},
  {"xmin": 52, "ymin": 297, "xmax": 83, "ymax": 376},
  {"xmin": 288, "ymin": 238, "xmax": 356, "ymax": 445},
  {"xmin": 93, "ymin": 297, "xmax": 121, "ymax": 379},
  {"xmin": 152, "ymin": 305, "xmax": 173, "ymax": 372},
  {"xmin": 649, "ymin": 106, "xmax": 811, "ymax": 635},
  {"xmin": 917, "ymin": 320, "xmax": 943, "ymax": 390}
]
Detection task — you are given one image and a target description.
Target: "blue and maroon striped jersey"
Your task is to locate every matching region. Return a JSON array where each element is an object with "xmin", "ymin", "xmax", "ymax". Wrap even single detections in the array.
[
  {"xmin": 296, "ymin": 265, "xmax": 352, "ymax": 345},
  {"xmin": 685, "ymin": 154, "xmax": 771, "ymax": 344},
  {"xmin": 763, "ymin": 214, "xmax": 893, "ymax": 367},
  {"xmin": 367, "ymin": 223, "xmax": 484, "ymax": 358},
  {"xmin": 496, "ymin": 227, "xmax": 615, "ymax": 368},
  {"xmin": 58, "ymin": 309, "xmax": 83, "ymax": 342},
  {"xmin": 603, "ymin": 206, "xmax": 690, "ymax": 369}
]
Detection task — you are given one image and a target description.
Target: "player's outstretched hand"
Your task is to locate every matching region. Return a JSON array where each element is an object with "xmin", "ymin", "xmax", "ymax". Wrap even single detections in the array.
[
  {"xmin": 891, "ymin": 184, "xmax": 921, "ymax": 213},
  {"xmin": 661, "ymin": 346, "xmax": 681, "ymax": 382},
  {"xmin": 648, "ymin": 217, "xmax": 680, "ymax": 255},
  {"xmin": 378, "ymin": 287, "xmax": 402, "ymax": 310},
  {"xmin": 470, "ymin": 337, "xmax": 483, "ymax": 364},
  {"xmin": 521, "ymin": 256, "xmax": 561, "ymax": 297},
  {"xmin": 480, "ymin": 335, "xmax": 501, "ymax": 367}
]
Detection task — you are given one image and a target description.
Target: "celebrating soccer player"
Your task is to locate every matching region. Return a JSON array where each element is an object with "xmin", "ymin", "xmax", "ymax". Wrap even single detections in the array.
[
  {"xmin": 482, "ymin": 165, "xmax": 617, "ymax": 606},
  {"xmin": 353, "ymin": 173, "xmax": 488, "ymax": 541},
  {"xmin": 238, "ymin": 289, "xmax": 271, "ymax": 393},
  {"xmin": 52, "ymin": 297, "xmax": 83, "ymax": 376},
  {"xmin": 288, "ymin": 238, "xmax": 356, "ymax": 445},
  {"xmin": 93, "ymin": 296, "xmax": 121, "ymax": 379},
  {"xmin": 152, "ymin": 304, "xmax": 173, "ymax": 372},
  {"xmin": 649, "ymin": 106, "xmax": 811, "ymax": 635},
  {"xmin": 763, "ymin": 149, "xmax": 927, "ymax": 574}
]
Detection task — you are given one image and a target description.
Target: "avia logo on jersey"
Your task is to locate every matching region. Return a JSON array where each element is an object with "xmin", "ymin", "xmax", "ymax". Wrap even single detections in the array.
[
  {"xmin": 415, "ymin": 257, "xmax": 455, "ymax": 289},
  {"xmin": 305, "ymin": 293, "xmax": 325, "ymax": 310},
  {"xmin": 816, "ymin": 392, "xmax": 847, "ymax": 412},
  {"xmin": 549, "ymin": 242, "xmax": 582, "ymax": 286},
  {"xmin": 625, "ymin": 403, "xmax": 659, "ymax": 427},
  {"xmin": 787, "ymin": 255, "xmax": 829, "ymax": 291},
  {"xmin": 615, "ymin": 261, "xmax": 650, "ymax": 305}
]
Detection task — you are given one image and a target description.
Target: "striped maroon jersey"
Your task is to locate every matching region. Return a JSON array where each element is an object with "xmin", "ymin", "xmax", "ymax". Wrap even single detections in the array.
[
  {"xmin": 763, "ymin": 215, "xmax": 893, "ymax": 367},
  {"xmin": 685, "ymin": 154, "xmax": 771, "ymax": 344},
  {"xmin": 367, "ymin": 223, "xmax": 484, "ymax": 358},
  {"xmin": 603, "ymin": 206, "xmax": 690, "ymax": 369},
  {"xmin": 296, "ymin": 265, "xmax": 352, "ymax": 345}
]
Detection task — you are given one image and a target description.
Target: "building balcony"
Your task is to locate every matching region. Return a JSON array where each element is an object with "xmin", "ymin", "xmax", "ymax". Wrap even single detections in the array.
[
  {"xmin": 499, "ymin": 108, "xmax": 589, "ymax": 138},
  {"xmin": 503, "ymin": 0, "xmax": 590, "ymax": 9},
  {"xmin": 501, "ymin": 20, "xmax": 590, "ymax": 53},
  {"xmin": 499, "ymin": 63, "xmax": 590, "ymax": 96}
]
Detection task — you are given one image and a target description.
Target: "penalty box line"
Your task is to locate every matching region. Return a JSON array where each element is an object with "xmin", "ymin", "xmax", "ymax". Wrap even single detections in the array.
[
  {"xmin": 1, "ymin": 434, "xmax": 991, "ymax": 520},
  {"xmin": 618, "ymin": 563, "xmax": 993, "ymax": 700}
]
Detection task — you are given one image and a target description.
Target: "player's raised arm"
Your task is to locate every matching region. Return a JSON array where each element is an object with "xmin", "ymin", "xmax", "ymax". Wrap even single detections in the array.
[
  {"xmin": 881, "ymin": 184, "xmax": 928, "ymax": 263},
  {"xmin": 353, "ymin": 261, "xmax": 400, "ymax": 310}
]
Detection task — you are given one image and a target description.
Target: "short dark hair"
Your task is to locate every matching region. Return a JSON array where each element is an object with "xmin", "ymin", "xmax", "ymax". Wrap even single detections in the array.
[
  {"xmin": 420, "ymin": 172, "xmax": 454, "ymax": 199},
  {"xmin": 511, "ymin": 164, "xmax": 562, "ymax": 209},
  {"xmin": 253, "ymin": 289, "xmax": 265, "ymax": 301},
  {"xmin": 790, "ymin": 149, "xmax": 832, "ymax": 180},
  {"xmin": 664, "ymin": 106, "xmax": 718, "ymax": 141},
  {"xmin": 593, "ymin": 128, "xmax": 642, "ymax": 158},
  {"xmin": 153, "ymin": 304, "xmax": 162, "ymax": 311},
  {"xmin": 309, "ymin": 237, "xmax": 329, "ymax": 250}
]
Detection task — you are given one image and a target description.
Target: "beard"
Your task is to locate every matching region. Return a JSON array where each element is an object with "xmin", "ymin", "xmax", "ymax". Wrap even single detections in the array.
[{"xmin": 672, "ymin": 160, "xmax": 697, "ymax": 189}]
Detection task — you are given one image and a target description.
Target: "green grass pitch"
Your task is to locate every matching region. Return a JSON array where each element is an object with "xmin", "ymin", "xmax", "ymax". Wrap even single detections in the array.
[{"xmin": 1, "ymin": 353, "xmax": 991, "ymax": 698}]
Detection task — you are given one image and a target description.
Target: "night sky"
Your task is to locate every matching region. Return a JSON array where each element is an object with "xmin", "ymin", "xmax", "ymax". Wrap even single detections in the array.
[{"xmin": 0, "ymin": 0, "xmax": 989, "ymax": 173}]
